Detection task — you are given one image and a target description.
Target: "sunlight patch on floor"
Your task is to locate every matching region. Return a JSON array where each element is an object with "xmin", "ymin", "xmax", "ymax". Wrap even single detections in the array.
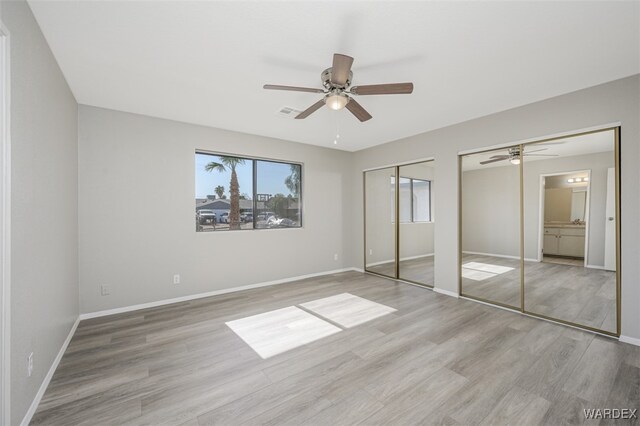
[
  {"xmin": 225, "ymin": 306, "xmax": 341, "ymax": 359},
  {"xmin": 301, "ymin": 293, "xmax": 397, "ymax": 328},
  {"xmin": 226, "ymin": 294, "xmax": 397, "ymax": 358},
  {"xmin": 462, "ymin": 262, "xmax": 514, "ymax": 281}
]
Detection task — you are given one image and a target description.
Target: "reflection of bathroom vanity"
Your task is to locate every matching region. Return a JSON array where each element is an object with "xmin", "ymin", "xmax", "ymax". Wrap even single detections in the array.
[{"xmin": 543, "ymin": 224, "xmax": 585, "ymax": 258}]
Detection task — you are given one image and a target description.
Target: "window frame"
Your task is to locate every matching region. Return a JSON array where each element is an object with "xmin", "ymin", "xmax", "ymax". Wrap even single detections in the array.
[
  {"xmin": 195, "ymin": 149, "xmax": 303, "ymax": 232},
  {"xmin": 393, "ymin": 176, "xmax": 432, "ymax": 224}
]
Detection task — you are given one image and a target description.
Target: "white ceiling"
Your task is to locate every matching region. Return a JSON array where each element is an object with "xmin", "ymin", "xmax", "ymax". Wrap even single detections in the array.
[
  {"xmin": 28, "ymin": 1, "xmax": 640, "ymax": 152},
  {"xmin": 462, "ymin": 129, "xmax": 614, "ymax": 170}
]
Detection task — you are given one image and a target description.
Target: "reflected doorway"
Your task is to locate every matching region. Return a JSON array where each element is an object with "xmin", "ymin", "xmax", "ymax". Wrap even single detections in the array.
[{"xmin": 539, "ymin": 170, "xmax": 590, "ymax": 268}]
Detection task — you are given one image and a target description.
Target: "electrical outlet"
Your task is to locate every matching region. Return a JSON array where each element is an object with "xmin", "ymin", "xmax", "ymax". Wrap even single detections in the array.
[
  {"xmin": 100, "ymin": 284, "xmax": 111, "ymax": 296},
  {"xmin": 27, "ymin": 352, "xmax": 33, "ymax": 377},
  {"xmin": 173, "ymin": 274, "xmax": 180, "ymax": 285},
  {"xmin": 334, "ymin": 253, "xmax": 339, "ymax": 261}
]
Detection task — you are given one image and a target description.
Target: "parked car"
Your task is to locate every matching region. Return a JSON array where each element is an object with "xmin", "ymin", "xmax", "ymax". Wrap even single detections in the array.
[
  {"xmin": 269, "ymin": 218, "xmax": 296, "ymax": 228},
  {"xmin": 220, "ymin": 212, "xmax": 229, "ymax": 223},
  {"xmin": 241, "ymin": 213, "xmax": 254, "ymax": 223},
  {"xmin": 197, "ymin": 209, "xmax": 216, "ymax": 225},
  {"xmin": 257, "ymin": 211, "xmax": 276, "ymax": 221}
]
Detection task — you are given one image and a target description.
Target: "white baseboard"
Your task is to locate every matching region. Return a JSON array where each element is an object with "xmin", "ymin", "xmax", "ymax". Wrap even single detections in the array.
[
  {"xmin": 586, "ymin": 264, "xmax": 608, "ymax": 270},
  {"xmin": 619, "ymin": 335, "xmax": 640, "ymax": 347},
  {"xmin": 21, "ymin": 316, "xmax": 80, "ymax": 426},
  {"xmin": 462, "ymin": 251, "xmax": 538, "ymax": 263},
  {"xmin": 401, "ymin": 253, "xmax": 434, "ymax": 261},
  {"xmin": 79, "ymin": 267, "xmax": 361, "ymax": 320},
  {"xmin": 367, "ymin": 253, "xmax": 434, "ymax": 267},
  {"xmin": 434, "ymin": 287, "xmax": 458, "ymax": 298}
]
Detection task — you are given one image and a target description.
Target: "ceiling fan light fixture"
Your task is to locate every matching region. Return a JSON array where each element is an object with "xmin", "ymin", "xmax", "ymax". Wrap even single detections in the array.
[
  {"xmin": 325, "ymin": 92, "xmax": 349, "ymax": 111},
  {"xmin": 510, "ymin": 157, "xmax": 521, "ymax": 165}
]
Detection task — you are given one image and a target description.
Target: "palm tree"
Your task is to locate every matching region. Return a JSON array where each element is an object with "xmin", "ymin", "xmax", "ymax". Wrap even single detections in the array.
[
  {"xmin": 205, "ymin": 157, "xmax": 245, "ymax": 230},
  {"xmin": 284, "ymin": 164, "xmax": 301, "ymax": 197},
  {"xmin": 214, "ymin": 185, "xmax": 225, "ymax": 200}
]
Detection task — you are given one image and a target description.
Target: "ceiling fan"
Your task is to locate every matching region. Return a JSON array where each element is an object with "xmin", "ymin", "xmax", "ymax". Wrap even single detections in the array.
[
  {"xmin": 480, "ymin": 147, "xmax": 559, "ymax": 165},
  {"xmin": 263, "ymin": 53, "xmax": 414, "ymax": 122}
]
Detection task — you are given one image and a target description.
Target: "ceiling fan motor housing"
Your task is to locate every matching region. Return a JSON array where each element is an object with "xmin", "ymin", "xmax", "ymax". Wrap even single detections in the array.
[{"xmin": 321, "ymin": 67, "xmax": 353, "ymax": 90}]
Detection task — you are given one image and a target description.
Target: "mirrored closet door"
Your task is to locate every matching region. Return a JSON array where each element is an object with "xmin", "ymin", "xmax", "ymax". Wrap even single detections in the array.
[
  {"xmin": 364, "ymin": 160, "xmax": 435, "ymax": 287},
  {"xmin": 399, "ymin": 161, "xmax": 435, "ymax": 286},
  {"xmin": 364, "ymin": 166, "xmax": 397, "ymax": 279},
  {"xmin": 522, "ymin": 129, "xmax": 619, "ymax": 335},
  {"xmin": 459, "ymin": 127, "xmax": 620, "ymax": 336},
  {"xmin": 460, "ymin": 148, "xmax": 522, "ymax": 309}
]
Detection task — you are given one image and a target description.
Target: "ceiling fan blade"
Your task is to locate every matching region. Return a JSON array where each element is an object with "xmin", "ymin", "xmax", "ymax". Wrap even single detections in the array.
[
  {"xmin": 264, "ymin": 84, "xmax": 325, "ymax": 93},
  {"xmin": 345, "ymin": 98, "xmax": 372, "ymax": 122},
  {"xmin": 523, "ymin": 148, "xmax": 548, "ymax": 154},
  {"xmin": 536, "ymin": 141, "xmax": 566, "ymax": 146},
  {"xmin": 350, "ymin": 83, "xmax": 414, "ymax": 95},
  {"xmin": 488, "ymin": 155, "xmax": 510, "ymax": 160},
  {"xmin": 523, "ymin": 154, "xmax": 559, "ymax": 157},
  {"xmin": 480, "ymin": 157, "xmax": 509, "ymax": 165},
  {"xmin": 331, "ymin": 54, "xmax": 354, "ymax": 86},
  {"xmin": 295, "ymin": 99, "xmax": 325, "ymax": 119}
]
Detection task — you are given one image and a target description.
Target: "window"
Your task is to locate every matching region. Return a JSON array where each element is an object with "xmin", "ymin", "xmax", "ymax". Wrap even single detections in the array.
[
  {"xmin": 195, "ymin": 152, "xmax": 302, "ymax": 232},
  {"xmin": 392, "ymin": 177, "xmax": 431, "ymax": 223}
]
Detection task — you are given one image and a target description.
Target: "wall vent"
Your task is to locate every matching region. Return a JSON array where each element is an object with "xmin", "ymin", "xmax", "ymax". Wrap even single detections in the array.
[{"xmin": 277, "ymin": 106, "xmax": 302, "ymax": 118}]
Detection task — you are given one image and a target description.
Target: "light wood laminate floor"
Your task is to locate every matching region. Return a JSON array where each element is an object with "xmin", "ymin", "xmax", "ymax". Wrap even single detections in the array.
[
  {"xmin": 461, "ymin": 254, "xmax": 617, "ymax": 333},
  {"xmin": 367, "ymin": 256, "xmax": 435, "ymax": 286},
  {"xmin": 32, "ymin": 271, "xmax": 638, "ymax": 425}
]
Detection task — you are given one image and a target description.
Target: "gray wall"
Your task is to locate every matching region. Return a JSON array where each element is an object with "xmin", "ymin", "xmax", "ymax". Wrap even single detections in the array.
[
  {"xmin": 78, "ymin": 105, "xmax": 354, "ymax": 314},
  {"xmin": 351, "ymin": 75, "xmax": 640, "ymax": 340},
  {"xmin": 462, "ymin": 151, "xmax": 613, "ymax": 266},
  {"xmin": 1, "ymin": 1, "xmax": 79, "ymax": 424},
  {"xmin": 461, "ymin": 164, "xmax": 520, "ymax": 259}
]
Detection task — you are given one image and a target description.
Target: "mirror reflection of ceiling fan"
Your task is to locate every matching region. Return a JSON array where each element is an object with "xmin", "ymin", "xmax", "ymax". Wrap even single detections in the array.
[
  {"xmin": 263, "ymin": 53, "xmax": 414, "ymax": 122},
  {"xmin": 480, "ymin": 146, "xmax": 560, "ymax": 165}
]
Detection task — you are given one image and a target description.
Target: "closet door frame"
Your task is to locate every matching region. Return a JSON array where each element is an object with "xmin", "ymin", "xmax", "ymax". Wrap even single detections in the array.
[
  {"xmin": 363, "ymin": 158, "xmax": 435, "ymax": 289},
  {"xmin": 458, "ymin": 126, "xmax": 621, "ymax": 337}
]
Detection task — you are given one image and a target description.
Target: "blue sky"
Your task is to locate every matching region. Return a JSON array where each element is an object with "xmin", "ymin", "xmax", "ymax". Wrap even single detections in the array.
[{"xmin": 195, "ymin": 153, "xmax": 298, "ymax": 199}]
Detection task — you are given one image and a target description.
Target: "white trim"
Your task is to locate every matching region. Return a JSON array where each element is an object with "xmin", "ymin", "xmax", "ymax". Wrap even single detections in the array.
[
  {"xmin": 0, "ymin": 20, "xmax": 10, "ymax": 426},
  {"xmin": 619, "ymin": 335, "xmax": 640, "ymax": 347},
  {"xmin": 586, "ymin": 264, "xmax": 607, "ymax": 270},
  {"xmin": 79, "ymin": 268, "xmax": 360, "ymax": 320},
  {"xmin": 433, "ymin": 287, "xmax": 459, "ymax": 298},
  {"xmin": 20, "ymin": 317, "xmax": 79, "ymax": 426},
  {"xmin": 362, "ymin": 157, "xmax": 435, "ymax": 172},
  {"xmin": 401, "ymin": 253, "xmax": 434, "ymax": 261},
  {"xmin": 462, "ymin": 251, "xmax": 538, "ymax": 263},
  {"xmin": 536, "ymin": 169, "xmax": 591, "ymax": 266},
  {"xmin": 457, "ymin": 123, "xmax": 621, "ymax": 156}
]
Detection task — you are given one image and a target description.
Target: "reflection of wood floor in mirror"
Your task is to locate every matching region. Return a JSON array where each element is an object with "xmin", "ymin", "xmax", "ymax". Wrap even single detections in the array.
[
  {"xmin": 32, "ymin": 271, "xmax": 638, "ymax": 425},
  {"xmin": 366, "ymin": 256, "xmax": 434, "ymax": 286},
  {"xmin": 542, "ymin": 256, "xmax": 584, "ymax": 267},
  {"xmin": 461, "ymin": 254, "xmax": 616, "ymax": 334}
]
